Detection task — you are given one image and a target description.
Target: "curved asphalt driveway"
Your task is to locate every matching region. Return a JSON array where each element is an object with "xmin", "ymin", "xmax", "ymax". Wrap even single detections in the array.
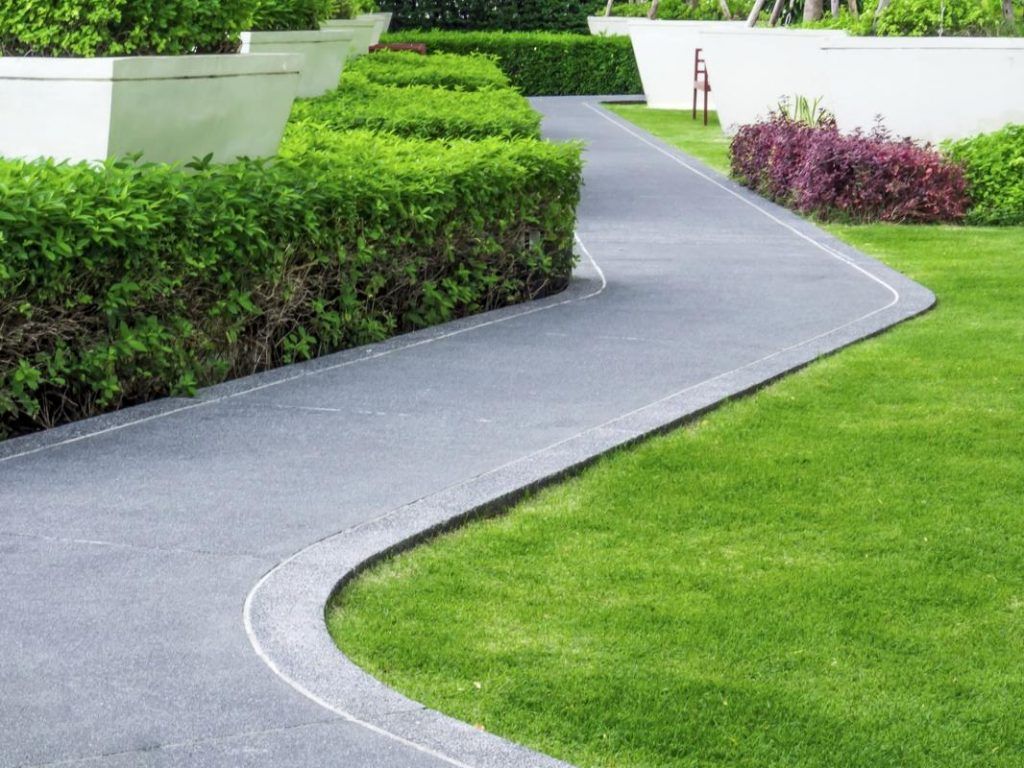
[{"xmin": 0, "ymin": 97, "xmax": 932, "ymax": 768}]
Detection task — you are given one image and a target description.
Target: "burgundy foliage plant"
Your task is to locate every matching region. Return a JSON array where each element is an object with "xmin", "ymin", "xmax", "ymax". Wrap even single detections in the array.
[{"xmin": 730, "ymin": 115, "xmax": 970, "ymax": 223}]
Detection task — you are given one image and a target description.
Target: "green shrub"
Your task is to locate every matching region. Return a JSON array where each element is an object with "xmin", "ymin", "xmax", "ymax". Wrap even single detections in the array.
[
  {"xmin": 946, "ymin": 125, "xmax": 1024, "ymax": 225},
  {"xmin": 381, "ymin": 0, "xmax": 593, "ymax": 33},
  {"xmin": 605, "ymin": 0, "xmax": 751, "ymax": 20},
  {"xmin": 332, "ymin": 0, "xmax": 378, "ymax": 18},
  {"xmin": 796, "ymin": 0, "xmax": 1021, "ymax": 35},
  {"xmin": 250, "ymin": 0, "xmax": 333, "ymax": 30},
  {"xmin": 0, "ymin": 0, "xmax": 258, "ymax": 56},
  {"xmin": 874, "ymin": 0, "xmax": 991, "ymax": 36},
  {"xmin": 345, "ymin": 50, "xmax": 511, "ymax": 90},
  {"xmin": 293, "ymin": 73, "xmax": 541, "ymax": 139},
  {"xmin": 382, "ymin": 30, "xmax": 642, "ymax": 96},
  {"xmin": 0, "ymin": 131, "xmax": 581, "ymax": 438}
]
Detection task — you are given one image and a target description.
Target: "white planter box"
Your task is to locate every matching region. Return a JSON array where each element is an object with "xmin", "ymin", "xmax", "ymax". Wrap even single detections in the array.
[
  {"xmin": 588, "ymin": 16, "xmax": 631, "ymax": 36},
  {"xmin": 361, "ymin": 11, "xmax": 393, "ymax": 33},
  {"xmin": 240, "ymin": 29, "xmax": 353, "ymax": 97},
  {"xmin": 823, "ymin": 37, "xmax": 1024, "ymax": 143},
  {"xmin": 700, "ymin": 27, "xmax": 847, "ymax": 133},
  {"xmin": 626, "ymin": 20, "xmax": 744, "ymax": 110},
  {"xmin": 357, "ymin": 14, "xmax": 388, "ymax": 46},
  {"xmin": 321, "ymin": 18, "xmax": 379, "ymax": 57},
  {"xmin": 0, "ymin": 54, "xmax": 301, "ymax": 164}
]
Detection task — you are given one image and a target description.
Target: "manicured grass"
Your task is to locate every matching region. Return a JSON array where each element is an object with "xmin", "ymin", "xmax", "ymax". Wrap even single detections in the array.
[
  {"xmin": 328, "ymin": 111, "xmax": 1024, "ymax": 767},
  {"xmin": 605, "ymin": 105, "xmax": 732, "ymax": 174}
]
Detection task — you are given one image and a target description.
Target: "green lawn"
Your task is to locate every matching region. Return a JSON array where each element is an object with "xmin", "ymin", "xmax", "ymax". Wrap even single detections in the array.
[
  {"xmin": 329, "ymin": 109, "xmax": 1024, "ymax": 767},
  {"xmin": 605, "ymin": 105, "xmax": 732, "ymax": 173}
]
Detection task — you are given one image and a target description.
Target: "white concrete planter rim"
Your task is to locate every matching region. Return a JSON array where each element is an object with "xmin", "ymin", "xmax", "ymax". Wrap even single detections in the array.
[
  {"xmin": 0, "ymin": 53, "xmax": 302, "ymax": 81},
  {"xmin": 240, "ymin": 29, "xmax": 354, "ymax": 45},
  {"xmin": 322, "ymin": 18, "xmax": 379, "ymax": 28}
]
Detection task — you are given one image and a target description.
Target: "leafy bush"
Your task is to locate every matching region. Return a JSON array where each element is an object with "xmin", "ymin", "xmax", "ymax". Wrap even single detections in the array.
[
  {"xmin": 345, "ymin": 49, "xmax": 510, "ymax": 90},
  {"xmin": 382, "ymin": 30, "xmax": 642, "ymax": 96},
  {"xmin": 381, "ymin": 0, "xmax": 594, "ymax": 33},
  {"xmin": 874, "ymin": 0, "xmax": 991, "ymax": 36},
  {"xmin": 332, "ymin": 0, "xmax": 379, "ymax": 18},
  {"xmin": 294, "ymin": 72, "xmax": 541, "ymax": 139},
  {"xmin": 250, "ymin": 0, "xmax": 333, "ymax": 30},
  {"xmin": 0, "ymin": 0, "xmax": 257, "ymax": 56},
  {"xmin": 0, "ymin": 130, "xmax": 581, "ymax": 438},
  {"xmin": 730, "ymin": 116, "xmax": 969, "ymax": 223},
  {"xmin": 946, "ymin": 125, "xmax": 1024, "ymax": 225},
  {"xmin": 604, "ymin": 0, "xmax": 751, "ymax": 20},
  {"xmin": 797, "ymin": 0, "xmax": 1021, "ymax": 35}
]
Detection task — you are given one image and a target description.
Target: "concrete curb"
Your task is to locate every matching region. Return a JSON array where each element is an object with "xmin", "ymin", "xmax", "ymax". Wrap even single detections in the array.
[{"xmin": 243, "ymin": 100, "xmax": 936, "ymax": 768}]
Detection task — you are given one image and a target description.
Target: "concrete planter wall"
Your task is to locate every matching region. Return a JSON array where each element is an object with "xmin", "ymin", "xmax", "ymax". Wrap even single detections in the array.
[
  {"xmin": 240, "ymin": 29, "xmax": 353, "ymax": 97},
  {"xmin": 700, "ymin": 28, "xmax": 847, "ymax": 133},
  {"xmin": 361, "ymin": 11, "xmax": 393, "ymax": 33},
  {"xmin": 321, "ymin": 18, "xmax": 379, "ymax": 57},
  {"xmin": 0, "ymin": 54, "xmax": 301, "ymax": 164},
  {"xmin": 626, "ymin": 20, "xmax": 743, "ymax": 110},
  {"xmin": 823, "ymin": 37, "xmax": 1024, "ymax": 142},
  {"xmin": 587, "ymin": 15, "xmax": 631, "ymax": 35}
]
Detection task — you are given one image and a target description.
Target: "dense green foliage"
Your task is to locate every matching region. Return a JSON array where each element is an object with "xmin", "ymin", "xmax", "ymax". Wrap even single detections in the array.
[
  {"xmin": 381, "ymin": 0, "xmax": 594, "ymax": 33},
  {"xmin": 249, "ymin": 0, "xmax": 333, "ymax": 31},
  {"xmin": 332, "ymin": 0, "xmax": 378, "ymax": 18},
  {"xmin": 383, "ymin": 30, "xmax": 642, "ymax": 96},
  {"xmin": 0, "ymin": 0, "xmax": 258, "ymax": 56},
  {"xmin": 0, "ymin": 55, "xmax": 582, "ymax": 438},
  {"xmin": 947, "ymin": 124, "xmax": 1024, "ymax": 225},
  {"xmin": 797, "ymin": 0, "xmax": 1020, "ymax": 35},
  {"xmin": 605, "ymin": 0, "xmax": 751, "ymax": 20},
  {"xmin": 293, "ymin": 72, "xmax": 541, "ymax": 139},
  {"xmin": 345, "ymin": 49, "xmax": 510, "ymax": 90}
]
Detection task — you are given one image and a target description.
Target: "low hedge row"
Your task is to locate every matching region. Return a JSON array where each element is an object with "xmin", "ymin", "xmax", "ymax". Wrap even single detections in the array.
[
  {"xmin": 382, "ymin": 30, "xmax": 642, "ymax": 96},
  {"xmin": 0, "ymin": 56, "xmax": 582, "ymax": 439},
  {"xmin": 380, "ymin": 0, "xmax": 594, "ymax": 33},
  {"xmin": 345, "ymin": 49, "xmax": 511, "ymax": 91},
  {"xmin": 947, "ymin": 125, "xmax": 1024, "ymax": 225},
  {"xmin": 293, "ymin": 72, "xmax": 541, "ymax": 140},
  {"xmin": 730, "ymin": 117, "xmax": 969, "ymax": 223},
  {"xmin": 797, "ymin": 0, "xmax": 1020, "ymax": 36}
]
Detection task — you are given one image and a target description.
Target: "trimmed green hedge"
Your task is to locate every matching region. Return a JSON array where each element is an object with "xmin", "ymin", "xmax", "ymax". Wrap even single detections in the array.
[
  {"xmin": 345, "ymin": 50, "xmax": 511, "ymax": 91},
  {"xmin": 382, "ymin": 30, "xmax": 642, "ymax": 96},
  {"xmin": 293, "ymin": 72, "xmax": 541, "ymax": 140},
  {"xmin": 381, "ymin": 0, "xmax": 593, "ymax": 33},
  {"xmin": 0, "ymin": 53, "xmax": 582, "ymax": 439},
  {"xmin": 0, "ymin": 0, "xmax": 257, "ymax": 56},
  {"xmin": 946, "ymin": 125, "xmax": 1024, "ymax": 226}
]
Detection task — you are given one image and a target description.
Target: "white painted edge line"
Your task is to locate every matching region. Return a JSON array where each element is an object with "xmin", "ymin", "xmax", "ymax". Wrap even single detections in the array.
[
  {"xmin": 243, "ymin": 100, "xmax": 932, "ymax": 768},
  {"xmin": 242, "ymin": 240, "xmax": 608, "ymax": 768},
  {"xmin": 583, "ymin": 102, "xmax": 901, "ymax": 309},
  {"xmin": 0, "ymin": 241, "xmax": 606, "ymax": 467}
]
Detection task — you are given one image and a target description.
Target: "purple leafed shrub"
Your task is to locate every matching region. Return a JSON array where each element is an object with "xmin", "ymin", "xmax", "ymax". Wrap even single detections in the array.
[{"xmin": 730, "ymin": 116, "xmax": 970, "ymax": 223}]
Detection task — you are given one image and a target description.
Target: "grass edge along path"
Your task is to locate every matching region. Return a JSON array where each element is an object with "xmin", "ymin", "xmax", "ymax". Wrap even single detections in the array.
[{"xmin": 329, "ymin": 109, "xmax": 1024, "ymax": 768}]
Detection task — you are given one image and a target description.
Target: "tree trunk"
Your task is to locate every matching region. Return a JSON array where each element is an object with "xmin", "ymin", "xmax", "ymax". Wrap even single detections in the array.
[
  {"xmin": 690, "ymin": 0, "xmax": 699, "ymax": 8},
  {"xmin": 804, "ymin": 0, "xmax": 823, "ymax": 22},
  {"xmin": 849, "ymin": 0, "xmax": 860, "ymax": 19},
  {"xmin": 1003, "ymin": 0, "xmax": 1015, "ymax": 22},
  {"xmin": 648, "ymin": 0, "xmax": 660, "ymax": 19},
  {"xmin": 768, "ymin": 0, "xmax": 786, "ymax": 25},
  {"xmin": 746, "ymin": 0, "xmax": 767, "ymax": 25},
  {"xmin": 718, "ymin": 0, "xmax": 733, "ymax": 19},
  {"xmin": 604, "ymin": 0, "xmax": 615, "ymax": 17},
  {"xmin": 831, "ymin": 0, "xmax": 840, "ymax": 15},
  {"xmin": 874, "ymin": 0, "xmax": 892, "ymax": 21}
]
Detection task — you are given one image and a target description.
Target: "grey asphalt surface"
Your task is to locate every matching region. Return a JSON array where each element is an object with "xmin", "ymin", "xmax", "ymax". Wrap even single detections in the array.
[{"xmin": 0, "ymin": 97, "xmax": 933, "ymax": 768}]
